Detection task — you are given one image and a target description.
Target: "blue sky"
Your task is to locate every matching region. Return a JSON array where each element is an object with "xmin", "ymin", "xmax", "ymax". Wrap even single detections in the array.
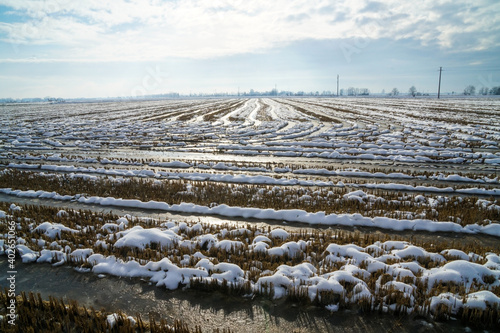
[{"xmin": 0, "ymin": 0, "xmax": 499, "ymax": 99}]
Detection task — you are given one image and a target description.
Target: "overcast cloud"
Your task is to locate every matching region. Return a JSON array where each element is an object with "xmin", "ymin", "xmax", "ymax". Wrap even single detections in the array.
[{"xmin": 0, "ymin": 0, "xmax": 499, "ymax": 98}]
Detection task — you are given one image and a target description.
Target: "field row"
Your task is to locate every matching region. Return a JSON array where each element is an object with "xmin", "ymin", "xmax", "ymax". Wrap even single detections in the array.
[
  {"xmin": 1, "ymin": 204, "xmax": 499, "ymax": 328},
  {"xmin": 1, "ymin": 98, "xmax": 499, "ymax": 167},
  {"xmin": 0, "ymin": 169, "xmax": 499, "ymax": 235}
]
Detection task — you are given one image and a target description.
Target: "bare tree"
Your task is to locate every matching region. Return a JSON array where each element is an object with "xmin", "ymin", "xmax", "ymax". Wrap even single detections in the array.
[
  {"xmin": 478, "ymin": 87, "xmax": 489, "ymax": 95},
  {"xmin": 408, "ymin": 86, "xmax": 417, "ymax": 97},
  {"xmin": 464, "ymin": 85, "xmax": 476, "ymax": 95},
  {"xmin": 359, "ymin": 88, "xmax": 370, "ymax": 95},
  {"xmin": 391, "ymin": 88, "xmax": 399, "ymax": 96}
]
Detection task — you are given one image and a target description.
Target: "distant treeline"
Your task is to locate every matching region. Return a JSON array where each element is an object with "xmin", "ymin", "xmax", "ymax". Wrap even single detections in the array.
[{"xmin": 2, "ymin": 86, "xmax": 500, "ymax": 103}]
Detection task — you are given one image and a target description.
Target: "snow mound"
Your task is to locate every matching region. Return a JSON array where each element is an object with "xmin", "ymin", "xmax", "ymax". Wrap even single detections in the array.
[{"xmin": 114, "ymin": 226, "xmax": 180, "ymax": 250}]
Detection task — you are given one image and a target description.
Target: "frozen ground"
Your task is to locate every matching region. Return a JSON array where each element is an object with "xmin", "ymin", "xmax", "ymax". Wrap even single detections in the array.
[
  {"xmin": 1, "ymin": 204, "xmax": 499, "ymax": 328},
  {"xmin": 0, "ymin": 97, "xmax": 499, "ymax": 328}
]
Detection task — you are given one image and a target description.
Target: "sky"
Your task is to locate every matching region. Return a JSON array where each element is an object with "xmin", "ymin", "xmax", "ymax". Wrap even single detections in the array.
[{"xmin": 0, "ymin": 0, "xmax": 499, "ymax": 99}]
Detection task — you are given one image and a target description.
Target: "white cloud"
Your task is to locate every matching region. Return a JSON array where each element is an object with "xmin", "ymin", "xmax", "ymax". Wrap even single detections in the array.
[{"xmin": 0, "ymin": 0, "xmax": 498, "ymax": 62}]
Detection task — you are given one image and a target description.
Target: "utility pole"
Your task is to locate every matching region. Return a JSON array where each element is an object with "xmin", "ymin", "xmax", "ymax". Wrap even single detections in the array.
[
  {"xmin": 437, "ymin": 67, "xmax": 442, "ymax": 99},
  {"xmin": 337, "ymin": 74, "xmax": 339, "ymax": 96}
]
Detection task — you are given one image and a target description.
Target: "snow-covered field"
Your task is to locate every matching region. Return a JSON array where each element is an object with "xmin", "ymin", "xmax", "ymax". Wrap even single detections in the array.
[
  {"xmin": 1, "ymin": 97, "xmax": 499, "ymax": 163},
  {"xmin": 1, "ymin": 204, "xmax": 499, "ymax": 326},
  {"xmin": 0, "ymin": 97, "xmax": 499, "ymax": 328}
]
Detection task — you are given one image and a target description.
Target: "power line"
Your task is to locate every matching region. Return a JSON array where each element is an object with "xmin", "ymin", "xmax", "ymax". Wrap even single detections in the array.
[{"xmin": 439, "ymin": 66, "xmax": 500, "ymax": 72}]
